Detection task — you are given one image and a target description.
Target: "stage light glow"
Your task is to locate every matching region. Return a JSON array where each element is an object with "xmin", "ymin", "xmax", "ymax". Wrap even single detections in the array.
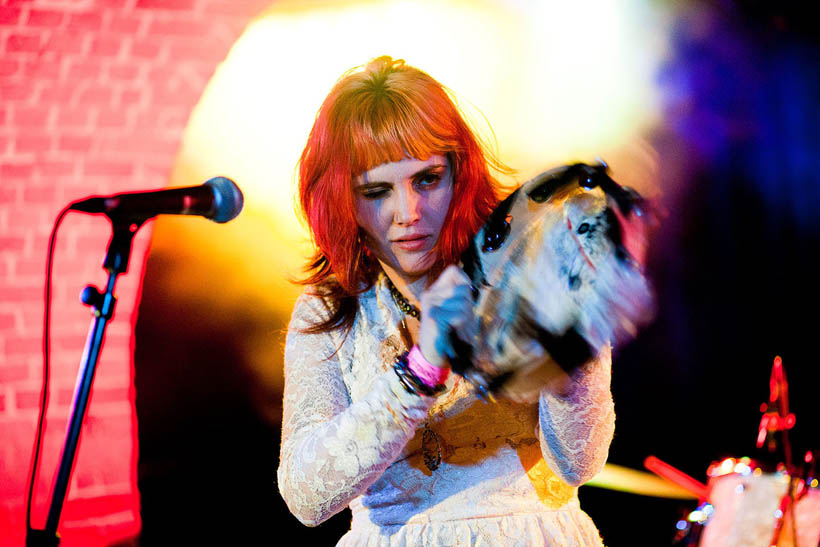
[{"xmin": 153, "ymin": 0, "xmax": 669, "ymax": 394}]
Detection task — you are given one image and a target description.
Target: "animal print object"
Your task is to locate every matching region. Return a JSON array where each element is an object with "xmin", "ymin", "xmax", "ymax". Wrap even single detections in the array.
[{"xmin": 455, "ymin": 163, "xmax": 656, "ymax": 402}]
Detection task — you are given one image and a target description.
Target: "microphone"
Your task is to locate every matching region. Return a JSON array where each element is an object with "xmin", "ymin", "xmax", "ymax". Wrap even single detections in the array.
[{"xmin": 69, "ymin": 176, "xmax": 244, "ymax": 223}]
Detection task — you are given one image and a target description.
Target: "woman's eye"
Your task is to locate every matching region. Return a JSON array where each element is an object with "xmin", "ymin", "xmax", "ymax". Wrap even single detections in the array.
[
  {"xmin": 361, "ymin": 188, "xmax": 388, "ymax": 199},
  {"xmin": 417, "ymin": 173, "xmax": 442, "ymax": 188}
]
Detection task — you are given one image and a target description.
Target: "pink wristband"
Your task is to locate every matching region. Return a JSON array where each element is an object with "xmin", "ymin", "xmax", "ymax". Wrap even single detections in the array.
[{"xmin": 407, "ymin": 345, "xmax": 449, "ymax": 388}]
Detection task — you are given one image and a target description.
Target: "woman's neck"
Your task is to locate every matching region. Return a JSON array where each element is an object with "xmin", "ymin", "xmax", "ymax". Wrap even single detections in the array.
[{"xmin": 379, "ymin": 261, "xmax": 427, "ymax": 308}]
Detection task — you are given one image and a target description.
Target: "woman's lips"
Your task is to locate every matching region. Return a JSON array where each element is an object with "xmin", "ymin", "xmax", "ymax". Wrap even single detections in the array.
[{"xmin": 392, "ymin": 235, "xmax": 429, "ymax": 251}]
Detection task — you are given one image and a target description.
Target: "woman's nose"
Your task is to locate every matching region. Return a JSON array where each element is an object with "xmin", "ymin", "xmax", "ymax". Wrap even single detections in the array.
[{"xmin": 394, "ymin": 185, "xmax": 421, "ymax": 225}]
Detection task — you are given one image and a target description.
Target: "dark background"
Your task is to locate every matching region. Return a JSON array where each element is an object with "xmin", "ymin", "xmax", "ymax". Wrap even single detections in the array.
[{"xmin": 132, "ymin": 2, "xmax": 820, "ymax": 545}]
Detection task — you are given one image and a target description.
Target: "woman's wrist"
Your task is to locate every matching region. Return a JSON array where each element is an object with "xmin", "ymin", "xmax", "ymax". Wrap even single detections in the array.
[
  {"xmin": 407, "ymin": 345, "xmax": 449, "ymax": 386},
  {"xmin": 393, "ymin": 346, "xmax": 449, "ymax": 397}
]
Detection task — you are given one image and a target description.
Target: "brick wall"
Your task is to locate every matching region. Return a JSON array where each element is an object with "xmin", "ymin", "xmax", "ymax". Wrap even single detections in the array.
[{"xmin": 0, "ymin": 0, "xmax": 269, "ymax": 544}]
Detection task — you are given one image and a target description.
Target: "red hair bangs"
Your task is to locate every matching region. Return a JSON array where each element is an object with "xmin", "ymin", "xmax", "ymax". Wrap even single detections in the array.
[{"xmin": 297, "ymin": 57, "xmax": 505, "ymax": 330}]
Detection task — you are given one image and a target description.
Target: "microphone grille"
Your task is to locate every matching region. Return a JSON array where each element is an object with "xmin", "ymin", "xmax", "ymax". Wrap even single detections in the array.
[{"xmin": 205, "ymin": 176, "xmax": 244, "ymax": 223}]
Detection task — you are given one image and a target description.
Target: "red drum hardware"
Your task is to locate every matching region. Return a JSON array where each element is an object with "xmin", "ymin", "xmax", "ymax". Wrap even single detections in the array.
[
  {"xmin": 644, "ymin": 357, "xmax": 819, "ymax": 547},
  {"xmin": 697, "ymin": 456, "xmax": 820, "ymax": 547}
]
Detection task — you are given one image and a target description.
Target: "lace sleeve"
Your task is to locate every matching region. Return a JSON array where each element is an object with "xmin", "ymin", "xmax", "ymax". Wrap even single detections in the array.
[
  {"xmin": 537, "ymin": 344, "xmax": 615, "ymax": 486},
  {"xmin": 277, "ymin": 292, "xmax": 434, "ymax": 526}
]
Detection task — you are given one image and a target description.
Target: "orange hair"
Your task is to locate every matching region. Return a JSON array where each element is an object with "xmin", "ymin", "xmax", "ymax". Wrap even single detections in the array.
[{"xmin": 297, "ymin": 56, "xmax": 506, "ymax": 332}]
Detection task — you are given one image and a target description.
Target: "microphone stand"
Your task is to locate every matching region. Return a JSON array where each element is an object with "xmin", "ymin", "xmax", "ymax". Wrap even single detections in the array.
[{"xmin": 27, "ymin": 215, "xmax": 146, "ymax": 547}]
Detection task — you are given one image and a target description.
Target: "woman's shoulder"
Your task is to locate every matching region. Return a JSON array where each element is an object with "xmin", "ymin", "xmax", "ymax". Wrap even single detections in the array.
[
  {"xmin": 289, "ymin": 285, "xmax": 336, "ymax": 328},
  {"xmin": 288, "ymin": 273, "xmax": 387, "ymax": 341}
]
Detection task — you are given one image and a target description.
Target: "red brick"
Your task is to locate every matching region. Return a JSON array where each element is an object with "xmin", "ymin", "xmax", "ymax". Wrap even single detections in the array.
[
  {"xmin": 39, "ymin": 84, "xmax": 74, "ymax": 103},
  {"xmin": 14, "ymin": 106, "xmax": 51, "ymax": 126},
  {"xmin": 42, "ymin": 33, "xmax": 86, "ymax": 56},
  {"xmin": 96, "ymin": 109, "xmax": 129, "ymax": 128},
  {"xmin": 153, "ymin": 87, "xmax": 199, "ymax": 107},
  {"xmin": 62, "ymin": 492, "xmax": 135, "ymax": 524},
  {"xmin": 1, "ymin": 164, "xmax": 34, "ymax": 178},
  {"xmin": 5, "ymin": 335, "xmax": 40, "ymax": 355},
  {"xmin": 6, "ymin": 34, "xmax": 40, "ymax": 53},
  {"xmin": 24, "ymin": 59, "xmax": 61, "ymax": 79},
  {"xmin": 90, "ymin": 36, "xmax": 123, "ymax": 57},
  {"xmin": 129, "ymin": 132, "xmax": 178, "ymax": 156},
  {"xmin": 8, "ymin": 208, "xmax": 45, "ymax": 228},
  {"xmin": 0, "ymin": 235, "xmax": 25, "ymax": 251},
  {"xmin": 59, "ymin": 135, "xmax": 93, "ymax": 152},
  {"xmin": 0, "ymin": 186, "xmax": 18, "ymax": 203},
  {"xmin": 16, "ymin": 134, "xmax": 52, "ymax": 153},
  {"xmin": 57, "ymin": 109, "xmax": 91, "ymax": 127},
  {"xmin": 68, "ymin": 60, "xmax": 103, "ymax": 80},
  {"xmin": 108, "ymin": 15, "xmax": 142, "ymax": 34},
  {"xmin": 1, "ymin": 82, "xmax": 34, "ymax": 102},
  {"xmin": 108, "ymin": 63, "xmax": 139, "ymax": 81},
  {"xmin": 136, "ymin": 0, "xmax": 195, "ymax": 10},
  {"xmin": 38, "ymin": 161, "xmax": 74, "ymax": 176},
  {"xmin": 0, "ymin": 287, "xmax": 41, "ymax": 302},
  {"xmin": 76, "ymin": 234, "xmax": 113, "ymax": 252},
  {"xmin": 14, "ymin": 257, "xmax": 47, "ymax": 276},
  {"xmin": 119, "ymin": 88, "xmax": 143, "ymax": 105},
  {"xmin": 0, "ymin": 59, "xmax": 19, "ymax": 77},
  {"xmin": 26, "ymin": 9, "xmax": 64, "ymax": 27},
  {"xmin": 155, "ymin": 108, "xmax": 189, "ymax": 130},
  {"xmin": 96, "ymin": 0, "xmax": 130, "ymax": 8},
  {"xmin": 168, "ymin": 40, "xmax": 223, "ymax": 63},
  {"xmin": 147, "ymin": 19, "xmax": 208, "ymax": 37},
  {"xmin": 77, "ymin": 86, "xmax": 113, "ymax": 106},
  {"xmin": 68, "ymin": 12, "xmax": 103, "ymax": 31},
  {"xmin": 15, "ymin": 390, "xmax": 41, "ymax": 410},
  {"xmin": 0, "ymin": 8, "xmax": 23, "ymax": 25},
  {"xmin": 130, "ymin": 40, "xmax": 160, "ymax": 58},
  {"xmin": 84, "ymin": 162, "xmax": 133, "ymax": 177},
  {"xmin": 58, "ymin": 388, "xmax": 74, "ymax": 405},
  {"xmin": 54, "ymin": 333, "xmax": 90, "ymax": 350},
  {"xmin": 146, "ymin": 66, "xmax": 174, "ymax": 83},
  {"xmin": 23, "ymin": 185, "xmax": 56, "ymax": 203},
  {"xmin": 0, "ymin": 312, "xmax": 15, "ymax": 329},
  {"xmin": 93, "ymin": 387, "xmax": 130, "ymax": 404},
  {"xmin": 203, "ymin": 1, "xmax": 267, "ymax": 17},
  {"xmin": 0, "ymin": 365, "xmax": 29, "ymax": 383}
]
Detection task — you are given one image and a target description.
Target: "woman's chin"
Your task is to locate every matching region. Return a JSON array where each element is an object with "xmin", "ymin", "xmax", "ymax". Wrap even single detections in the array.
[{"xmin": 387, "ymin": 260, "xmax": 434, "ymax": 283}]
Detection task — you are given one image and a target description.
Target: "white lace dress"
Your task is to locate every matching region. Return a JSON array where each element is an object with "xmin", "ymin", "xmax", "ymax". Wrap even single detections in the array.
[{"xmin": 278, "ymin": 274, "xmax": 615, "ymax": 546}]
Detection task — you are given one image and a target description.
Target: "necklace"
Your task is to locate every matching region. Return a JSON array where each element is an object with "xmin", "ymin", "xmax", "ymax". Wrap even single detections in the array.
[
  {"xmin": 384, "ymin": 274, "xmax": 441, "ymax": 472},
  {"xmin": 385, "ymin": 276, "xmax": 420, "ymax": 319}
]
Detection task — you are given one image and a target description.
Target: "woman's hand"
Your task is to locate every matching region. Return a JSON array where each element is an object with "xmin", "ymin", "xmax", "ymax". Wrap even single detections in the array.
[{"xmin": 418, "ymin": 265, "xmax": 476, "ymax": 369}]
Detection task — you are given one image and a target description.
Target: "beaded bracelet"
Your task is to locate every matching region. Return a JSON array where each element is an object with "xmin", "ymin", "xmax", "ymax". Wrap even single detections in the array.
[
  {"xmin": 393, "ymin": 350, "xmax": 447, "ymax": 397},
  {"xmin": 407, "ymin": 345, "xmax": 449, "ymax": 387}
]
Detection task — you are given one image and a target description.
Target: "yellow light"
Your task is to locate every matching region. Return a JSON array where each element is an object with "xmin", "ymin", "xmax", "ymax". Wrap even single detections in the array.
[
  {"xmin": 157, "ymin": 0, "xmax": 671, "ymax": 392},
  {"xmin": 719, "ymin": 458, "xmax": 736, "ymax": 475},
  {"xmin": 688, "ymin": 510, "xmax": 707, "ymax": 523}
]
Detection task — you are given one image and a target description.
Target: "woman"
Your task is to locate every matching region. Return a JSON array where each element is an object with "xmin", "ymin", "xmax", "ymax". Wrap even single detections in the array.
[{"xmin": 278, "ymin": 56, "xmax": 614, "ymax": 546}]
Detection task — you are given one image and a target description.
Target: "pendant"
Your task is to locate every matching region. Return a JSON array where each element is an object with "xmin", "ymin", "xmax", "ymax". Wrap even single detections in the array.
[{"xmin": 421, "ymin": 422, "xmax": 441, "ymax": 471}]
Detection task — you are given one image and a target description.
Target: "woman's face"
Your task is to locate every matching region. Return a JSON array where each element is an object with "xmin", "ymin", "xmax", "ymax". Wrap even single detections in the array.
[{"xmin": 354, "ymin": 154, "xmax": 453, "ymax": 283}]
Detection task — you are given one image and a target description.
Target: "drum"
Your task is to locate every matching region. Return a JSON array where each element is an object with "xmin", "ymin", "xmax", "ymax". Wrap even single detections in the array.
[{"xmin": 698, "ymin": 457, "xmax": 820, "ymax": 547}]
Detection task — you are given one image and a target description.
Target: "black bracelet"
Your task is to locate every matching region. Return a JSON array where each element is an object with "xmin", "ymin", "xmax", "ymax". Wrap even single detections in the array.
[{"xmin": 393, "ymin": 351, "xmax": 446, "ymax": 397}]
